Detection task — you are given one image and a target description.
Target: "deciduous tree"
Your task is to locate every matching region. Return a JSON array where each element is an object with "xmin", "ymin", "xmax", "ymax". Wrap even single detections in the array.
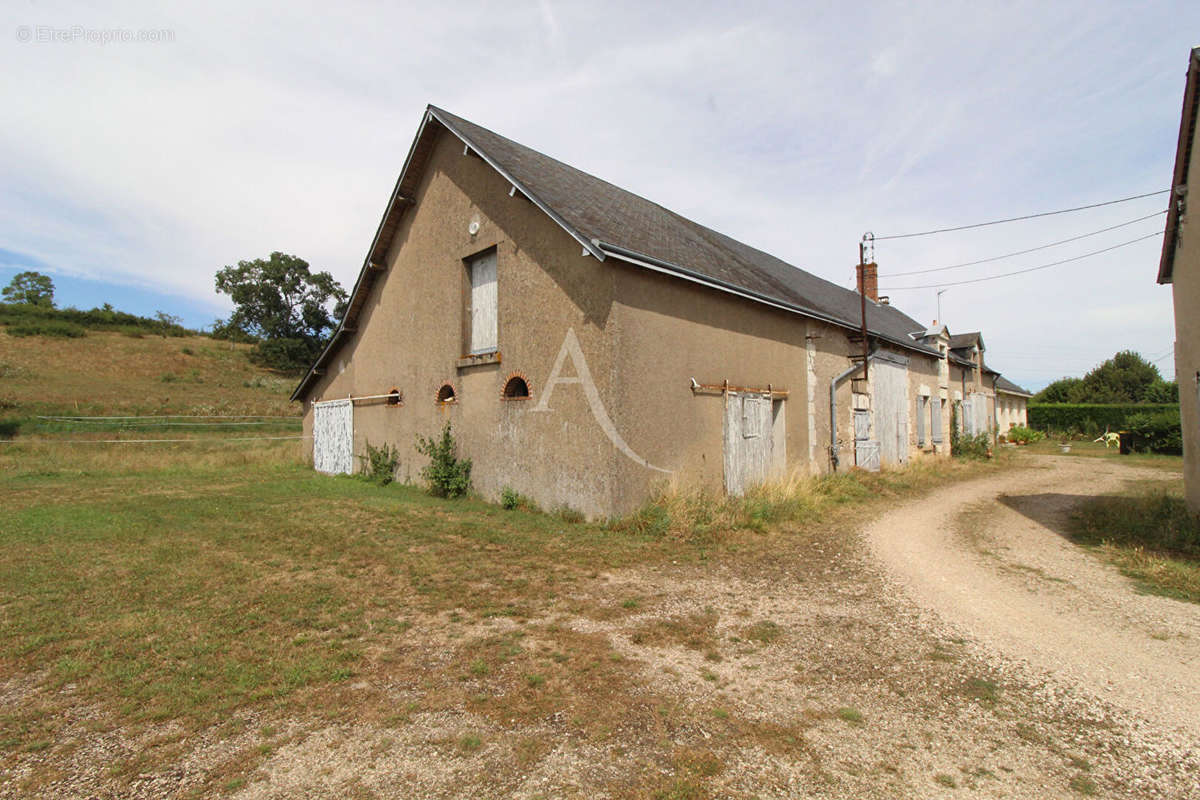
[{"xmin": 2, "ymin": 271, "xmax": 54, "ymax": 307}]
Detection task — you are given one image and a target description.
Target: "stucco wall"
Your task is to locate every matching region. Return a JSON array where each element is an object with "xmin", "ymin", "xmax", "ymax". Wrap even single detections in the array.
[
  {"xmin": 302, "ymin": 130, "xmax": 623, "ymax": 517},
  {"xmin": 1172, "ymin": 127, "xmax": 1200, "ymax": 512},
  {"xmin": 605, "ymin": 265, "xmax": 856, "ymax": 511}
]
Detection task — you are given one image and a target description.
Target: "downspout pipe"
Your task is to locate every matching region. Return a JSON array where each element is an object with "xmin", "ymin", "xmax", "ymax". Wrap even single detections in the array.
[{"xmin": 830, "ymin": 347, "xmax": 879, "ymax": 471}]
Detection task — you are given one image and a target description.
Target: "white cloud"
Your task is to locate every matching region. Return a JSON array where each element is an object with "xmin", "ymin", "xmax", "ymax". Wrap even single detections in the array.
[{"xmin": 1, "ymin": 0, "xmax": 1195, "ymax": 385}]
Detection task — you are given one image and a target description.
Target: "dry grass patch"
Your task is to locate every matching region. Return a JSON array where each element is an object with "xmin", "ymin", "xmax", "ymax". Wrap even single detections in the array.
[
  {"xmin": 630, "ymin": 609, "xmax": 721, "ymax": 657},
  {"xmin": 1069, "ymin": 479, "xmax": 1200, "ymax": 603}
]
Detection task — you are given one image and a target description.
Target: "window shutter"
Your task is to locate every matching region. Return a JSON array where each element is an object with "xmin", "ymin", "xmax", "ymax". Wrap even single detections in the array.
[
  {"xmin": 917, "ymin": 396, "xmax": 926, "ymax": 446},
  {"xmin": 932, "ymin": 397, "xmax": 943, "ymax": 443},
  {"xmin": 469, "ymin": 250, "xmax": 497, "ymax": 354}
]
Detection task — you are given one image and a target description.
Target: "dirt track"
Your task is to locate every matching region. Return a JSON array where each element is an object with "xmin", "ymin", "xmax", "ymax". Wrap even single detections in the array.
[{"xmin": 866, "ymin": 455, "xmax": 1200, "ymax": 742}]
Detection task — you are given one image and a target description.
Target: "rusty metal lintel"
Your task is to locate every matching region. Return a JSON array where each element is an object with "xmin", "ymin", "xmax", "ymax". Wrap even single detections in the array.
[{"xmin": 690, "ymin": 378, "xmax": 788, "ymax": 399}]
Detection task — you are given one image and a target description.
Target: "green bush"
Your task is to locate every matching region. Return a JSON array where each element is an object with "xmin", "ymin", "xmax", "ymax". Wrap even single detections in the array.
[
  {"xmin": 950, "ymin": 402, "xmax": 961, "ymax": 453},
  {"xmin": 248, "ymin": 338, "xmax": 320, "ymax": 373},
  {"xmin": 0, "ymin": 419, "xmax": 19, "ymax": 439},
  {"xmin": 954, "ymin": 432, "xmax": 991, "ymax": 460},
  {"xmin": 1003, "ymin": 425, "xmax": 1043, "ymax": 445},
  {"xmin": 1029, "ymin": 403, "xmax": 1177, "ymax": 436},
  {"xmin": 359, "ymin": 441, "xmax": 399, "ymax": 485},
  {"xmin": 415, "ymin": 423, "xmax": 472, "ymax": 498},
  {"xmin": 0, "ymin": 302, "xmax": 188, "ymax": 337},
  {"xmin": 6, "ymin": 319, "xmax": 87, "ymax": 338},
  {"xmin": 500, "ymin": 487, "xmax": 538, "ymax": 512},
  {"xmin": 1125, "ymin": 409, "xmax": 1183, "ymax": 455}
]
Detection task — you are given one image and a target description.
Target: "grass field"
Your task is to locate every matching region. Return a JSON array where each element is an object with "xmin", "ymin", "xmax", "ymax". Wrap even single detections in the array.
[
  {"xmin": 0, "ymin": 435, "xmax": 1016, "ymax": 797},
  {"xmin": 1015, "ymin": 437, "xmax": 1183, "ymax": 471},
  {"xmin": 0, "ymin": 329, "xmax": 297, "ymax": 426}
]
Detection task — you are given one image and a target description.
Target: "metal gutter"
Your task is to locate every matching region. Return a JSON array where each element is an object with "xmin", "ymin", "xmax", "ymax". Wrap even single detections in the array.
[
  {"xmin": 829, "ymin": 347, "xmax": 880, "ymax": 471},
  {"xmin": 597, "ymin": 242, "xmax": 941, "ymax": 359}
]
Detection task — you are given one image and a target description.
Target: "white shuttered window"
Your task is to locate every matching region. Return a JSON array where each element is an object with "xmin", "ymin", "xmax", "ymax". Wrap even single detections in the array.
[
  {"xmin": 916, "ymin": 396, "xmax": 927, "ymax": 446},
  {"xmin": 468, "ymin": 250, "xmax": 498, "ymax": 354}
]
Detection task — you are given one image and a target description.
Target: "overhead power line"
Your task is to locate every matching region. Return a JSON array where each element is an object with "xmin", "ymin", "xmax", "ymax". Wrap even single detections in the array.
[
  {"xmin": 879, "ymin": 231, "xmax": 1163, "ymax": 291},
  {"xmin": 871, "ymin": 189, "xmax": 1169, "ymax": 242},
  {"xmin": 1152, "ymin": 349, "xmax": 1175, "ymax": 365},
  {"xmin": 880, "ymin": 210, "xmax": 1166, "ymax": 277}
]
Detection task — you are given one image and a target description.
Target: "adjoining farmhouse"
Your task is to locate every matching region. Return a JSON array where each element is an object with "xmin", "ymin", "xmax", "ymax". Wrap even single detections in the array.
[
  {"xmin": 292, "ymin": 106, "xmax": 1024, "ymax": 517},
  {"xmin": 1158, "ymin": 45, "xmax": 1200, "ymax": 512}
]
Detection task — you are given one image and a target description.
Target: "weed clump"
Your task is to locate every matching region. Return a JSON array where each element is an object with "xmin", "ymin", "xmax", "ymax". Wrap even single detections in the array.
[
  {"xmin": 500, "ymin": 487, "xmax": 538, "ymax": 512},
  {"xmin": 416, "ymin": 422, "xmax": 471, "ymax": 498},
  {"xmin": 359, "ymin": 441, "xmax": 399, "ymax": 486}
]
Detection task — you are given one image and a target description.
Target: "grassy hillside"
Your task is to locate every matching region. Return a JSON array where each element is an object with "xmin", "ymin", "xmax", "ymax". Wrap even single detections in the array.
[{"xmin": 0, "ymin": 328, "xmax": 298, "ymax": 435}]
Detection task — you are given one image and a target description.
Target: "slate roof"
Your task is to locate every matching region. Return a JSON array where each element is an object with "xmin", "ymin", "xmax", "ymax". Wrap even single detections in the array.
[
  {"xmin": 293, "ymin": 106, "xmax": 940, "ymax": 400},
  {"xmin": 948, "ymin": 332, "xmax": 982, "ymax": 350},
  {"xmin": 994, "ymin": 376, "xmax": 1033, "ymax": 397},
  {"xmin": 430, "ymin": 107, "xmax": 937, "ymax": 350}
]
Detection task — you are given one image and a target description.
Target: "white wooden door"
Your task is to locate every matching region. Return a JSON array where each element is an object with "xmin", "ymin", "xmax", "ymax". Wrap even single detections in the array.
[
  {"xmin": 970, "ymin": 392, "xmax": 989, "ymax": 436},
  {"xmin": 313, "ymin": 399, "xmax": 354, "ymax": 475},
  {"xmin": 871, "ymin": 356, "xmax": 910, "ymax": 466},
  {"xmin": 724, "ymin": 393, "xmax": 773, "ymax": 495},
  {"xmin": 469, "ymin": 250, "xmax": 497, "ymax": 354}
]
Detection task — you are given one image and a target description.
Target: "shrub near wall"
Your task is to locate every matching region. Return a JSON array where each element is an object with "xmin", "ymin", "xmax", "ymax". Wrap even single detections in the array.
[{"xmin": 1028, "ymin": 403, "xmax": 1178, "ymax": 435}]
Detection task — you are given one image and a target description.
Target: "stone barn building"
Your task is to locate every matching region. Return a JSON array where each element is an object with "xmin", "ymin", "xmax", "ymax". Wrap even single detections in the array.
[{"xmin": 293, "ymin": 106, "xmax": 1021, "ymax": 517}]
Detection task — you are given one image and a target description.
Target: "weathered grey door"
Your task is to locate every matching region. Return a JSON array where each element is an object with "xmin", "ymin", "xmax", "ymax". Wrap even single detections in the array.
[
  {"xmin": 970, "ymin": 392, "xmax": 989, "ymax": 436},
  {"xmin": 853, "ymin": 409, "xmax": 880, "ymax": 471},
  {"xmin": 313, "ymin": 398, "xmax": 354, "ymax": 475},
  {"xmin": 724, "ymin": 393, "xmax": 773, "ymax": 495},
  {"xmin": 871, "ymin": 355, "xmax": 910, "ymax": 466}
]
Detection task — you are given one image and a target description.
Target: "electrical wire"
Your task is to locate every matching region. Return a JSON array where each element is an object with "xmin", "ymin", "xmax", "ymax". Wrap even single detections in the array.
[
  {"xmin": 1152, "ymin": 349, "xmax": 1175, "ymax": 365},
  {"xmin": 871, "ymin": 189, "xmax": 1169, "ymax": 241},
  {"xmin": 880, "ymin": 211, "xmax": 1166, "ymax": 277},
  {"xmin": 879, "ymin": 231, "xmax": 1163, "ymax": 291}
]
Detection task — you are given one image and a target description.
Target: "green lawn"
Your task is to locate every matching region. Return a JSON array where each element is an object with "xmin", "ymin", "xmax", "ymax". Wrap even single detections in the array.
[{"xmin": 1018, "ymin": 437, "xmax": 1183, "ymax": 471}]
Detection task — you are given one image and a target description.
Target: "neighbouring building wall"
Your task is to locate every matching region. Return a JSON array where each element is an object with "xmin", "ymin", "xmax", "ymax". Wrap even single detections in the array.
[
  {"xmin": 996, "ymin": 394, "xmax": 1029, "ymax": 432},
  {"xmin": 1172, "ymin": 141, "xmax": 1200, "ymax": 511},
  {"xmin": 906, "ymin": 352, "xmax": 949, "ymax": 459},
  {"xmin": 1173, "ymin": 259, "xmax": 1199, "ymax": 512}
]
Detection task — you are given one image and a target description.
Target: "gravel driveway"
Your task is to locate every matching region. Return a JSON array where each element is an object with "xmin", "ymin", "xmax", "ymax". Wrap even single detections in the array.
[{"xmin": 866, "ymin": 455, "xmax": 1200, "ymax": 745}]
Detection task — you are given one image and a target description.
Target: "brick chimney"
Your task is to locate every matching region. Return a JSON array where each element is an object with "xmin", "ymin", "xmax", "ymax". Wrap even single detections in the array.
[{"xmin": 856, "ymin": 262, "xmax": 879, "ymax": 302}]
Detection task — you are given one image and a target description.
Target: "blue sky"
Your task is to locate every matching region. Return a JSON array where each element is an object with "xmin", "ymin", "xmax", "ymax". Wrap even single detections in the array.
[{"xmin": 3, "ymin": 0, "xmax": 1198, "ymax": 388}]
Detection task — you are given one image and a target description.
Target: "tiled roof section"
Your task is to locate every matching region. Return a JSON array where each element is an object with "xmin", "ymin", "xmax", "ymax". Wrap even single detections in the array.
[
  {"xmin": 995, "ymin": 376, "xmax": 1033, "ymax": 396},
  {"xmin": 948, "ymin": 332, "xmax": 981, "ymax": 350},
  {"xmin": 431, "ymin": 107, "xmax": 936, "ymax": 353}
]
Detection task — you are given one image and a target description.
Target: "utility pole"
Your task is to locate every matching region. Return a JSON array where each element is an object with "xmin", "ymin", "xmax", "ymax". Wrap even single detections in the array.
[{"xmin": 858, "ymin": 240, "xmax": 869, "ymax": 380}]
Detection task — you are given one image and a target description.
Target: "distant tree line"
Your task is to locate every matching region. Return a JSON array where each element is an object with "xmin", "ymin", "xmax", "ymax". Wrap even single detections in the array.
[
  {"xmin": 1030, "ymin": 350, "xmax": 1181, "ymax": 452},
  {"xmin": 3, "ymin": 253, "xmax": 349, "ymax": 375},
  {"xmin": 1, "ymin": 271, "xmax": 189, "ymax": 338},
  {"xmin": 1034, "ymin": 351, "xmax": 1177, "ymax": 404}
]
